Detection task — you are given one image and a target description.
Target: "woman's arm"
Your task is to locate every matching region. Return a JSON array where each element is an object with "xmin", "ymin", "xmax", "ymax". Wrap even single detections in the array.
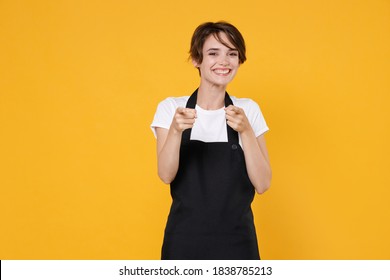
[
  {"xmin": 240, "ymin": 132, "xmax": 272, "ymax": 194},
  {"xmin": 156, "ymin": 107, "xmax": 197, "ymax": 184},
  {"xmin": 225, "ymin": 105, "xmax": 272, "ymax": 194}
]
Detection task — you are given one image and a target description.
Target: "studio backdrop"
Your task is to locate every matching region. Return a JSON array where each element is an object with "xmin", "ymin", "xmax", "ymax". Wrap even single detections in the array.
[{"xmin": 1, "ymin": 0, "xmax": 389, "ymax": 259}]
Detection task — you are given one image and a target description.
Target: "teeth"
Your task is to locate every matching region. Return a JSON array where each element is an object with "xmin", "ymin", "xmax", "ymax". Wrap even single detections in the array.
[{"xmin": 214, "ymin": 69, "xmax": 230, "ymax": 74}]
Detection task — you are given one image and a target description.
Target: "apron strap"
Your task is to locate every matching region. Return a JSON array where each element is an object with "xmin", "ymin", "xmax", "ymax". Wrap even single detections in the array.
[{"xmin": 182, "ymin": 88, "xmax": 239, "ymax": 144}]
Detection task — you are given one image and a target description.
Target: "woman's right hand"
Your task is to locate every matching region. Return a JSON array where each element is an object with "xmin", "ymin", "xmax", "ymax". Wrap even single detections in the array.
[{"xmin": 171, "ymin": 107, "xmax": 197, "ymax": 133}]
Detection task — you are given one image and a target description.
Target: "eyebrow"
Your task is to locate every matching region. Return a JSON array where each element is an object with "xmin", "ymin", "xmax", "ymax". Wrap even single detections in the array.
[{"xmin": 206, "ymin": 47, "xmax": 238, "ymax": 52}]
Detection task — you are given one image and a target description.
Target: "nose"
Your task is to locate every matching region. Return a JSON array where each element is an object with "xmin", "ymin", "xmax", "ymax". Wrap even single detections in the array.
[{"xmin": 218, "ymin": 58, "xmax": 229, "ymax": 67}]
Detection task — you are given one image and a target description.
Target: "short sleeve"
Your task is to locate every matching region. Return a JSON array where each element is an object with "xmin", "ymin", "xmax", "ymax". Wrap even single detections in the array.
[
  {"xmin": 249, "ymin": 100, "xmax": 269, "ymax": 137},
  {"xmin": 233, "ymin": 97, "xmax": 268, "ymax": 137},
  {"xmin": 150, "ymin": 98, "xmax": 176, "ymax": 138}
]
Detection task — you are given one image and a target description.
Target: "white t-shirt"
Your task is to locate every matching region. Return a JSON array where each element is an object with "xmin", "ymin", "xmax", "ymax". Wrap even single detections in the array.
[{"xmin": 151, "ymin": 96, "xmax": 269, "ymax": 145}]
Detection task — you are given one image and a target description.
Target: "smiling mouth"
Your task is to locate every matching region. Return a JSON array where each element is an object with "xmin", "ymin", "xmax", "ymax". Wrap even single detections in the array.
[{"xmin": 213, "ymin": 69, "xmax": 231, "ymax": 75}]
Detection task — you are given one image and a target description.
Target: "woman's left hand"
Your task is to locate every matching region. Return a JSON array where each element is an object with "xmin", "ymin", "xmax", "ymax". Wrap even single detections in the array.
[{"xmin": 225, "ymin": 105, "xmax": 251, "ymax": 133}]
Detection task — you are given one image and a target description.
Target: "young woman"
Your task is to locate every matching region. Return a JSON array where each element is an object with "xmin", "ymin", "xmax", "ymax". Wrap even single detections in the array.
[{"xmin": 151, "ymin": 21, "xmax": 271, "ymax": 260}]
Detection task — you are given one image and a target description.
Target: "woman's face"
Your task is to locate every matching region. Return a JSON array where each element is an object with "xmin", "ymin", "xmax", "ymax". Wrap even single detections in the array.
[{"xmin": 193, "ymin": 32, "xmax": 240, "ymax": 88}]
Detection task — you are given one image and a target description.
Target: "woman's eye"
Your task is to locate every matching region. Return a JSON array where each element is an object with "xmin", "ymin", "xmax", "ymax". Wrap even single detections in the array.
[
  {"xmin": 208, "ymin": 52, "xmax": 217, "ymax": 56},
  {"xmin": 229, "ymin": 53, "xmax": 238, "ymax": 56}
]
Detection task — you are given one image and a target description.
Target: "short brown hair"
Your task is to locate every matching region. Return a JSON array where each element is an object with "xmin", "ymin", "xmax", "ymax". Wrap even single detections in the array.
[{"xmin": 189, "ymin": 21, "xmax": 246, "ymax": 65}]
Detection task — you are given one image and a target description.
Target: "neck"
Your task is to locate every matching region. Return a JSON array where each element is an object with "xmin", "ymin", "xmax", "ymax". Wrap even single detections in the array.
[{"xmin": 197, "ymin": 82, "xmax": 227, "ymax": 110}]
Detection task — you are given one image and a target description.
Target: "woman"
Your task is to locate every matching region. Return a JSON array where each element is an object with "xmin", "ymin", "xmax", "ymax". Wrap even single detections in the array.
[{"xmin": 151, "ymin": 21, "xmax": 271, "ymax": 260}]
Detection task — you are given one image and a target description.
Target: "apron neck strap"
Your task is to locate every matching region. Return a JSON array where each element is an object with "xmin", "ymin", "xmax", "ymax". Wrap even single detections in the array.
[{"xmin": 182, "ymin": 88, "xmax": 239, "ymax": 144}]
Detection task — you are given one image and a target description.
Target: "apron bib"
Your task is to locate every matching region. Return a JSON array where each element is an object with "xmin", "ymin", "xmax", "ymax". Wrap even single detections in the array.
[{"xmin": 161, "ymin": 89, "xmax": 260, "ymax": 260}]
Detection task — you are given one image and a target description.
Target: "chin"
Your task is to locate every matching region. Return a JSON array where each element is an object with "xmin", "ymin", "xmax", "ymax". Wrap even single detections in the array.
[
  {"xmin": 216, "ymin": 78, "xmax": 234, "ymax": 87},
  {"xmin": 211, "ymin": 81, "xmax": 230, "ymax": 87}
]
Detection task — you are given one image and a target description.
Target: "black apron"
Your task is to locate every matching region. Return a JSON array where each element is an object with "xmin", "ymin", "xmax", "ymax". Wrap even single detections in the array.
[{"xmin": 161, "ymin": 89, "xmax": 260, "ymax": 260}]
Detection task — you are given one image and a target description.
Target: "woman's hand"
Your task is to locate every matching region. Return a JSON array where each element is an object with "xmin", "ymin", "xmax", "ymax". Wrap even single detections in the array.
[
  {"xmin": 171, "ymin": 107, "xmax": 197, "ymax": 133},
  {"xmin": 224, "ymin": 105, "xmax": 251, "ymax": 133}
]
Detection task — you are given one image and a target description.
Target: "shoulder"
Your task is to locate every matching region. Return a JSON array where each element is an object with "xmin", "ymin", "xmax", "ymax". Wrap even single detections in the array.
[
  {"xmin": 157, "ymin": 96, "xmax": 189, "ymax": 110},
  {"xmin": 152, "ymin": 95, "xmax": 190, "ymax": 123},
  {"xmin": 230, "ymin": 95, "xmax": 269, "ymax": 136},
  {"xmin": 151, "ymin": 96, "xmax": 190, "ymax": 137}
]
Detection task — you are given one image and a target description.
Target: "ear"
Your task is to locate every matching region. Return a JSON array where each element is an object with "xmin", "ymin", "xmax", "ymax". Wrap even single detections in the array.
[{"xmin": 192, "ymin": 58, "xmax": 200, "ymax": 68}]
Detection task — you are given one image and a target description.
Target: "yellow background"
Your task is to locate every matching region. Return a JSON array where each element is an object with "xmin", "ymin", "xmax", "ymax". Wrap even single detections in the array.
[{"xmin": 1, "ymin": 0, "xmax": 389, "ymax": 259}]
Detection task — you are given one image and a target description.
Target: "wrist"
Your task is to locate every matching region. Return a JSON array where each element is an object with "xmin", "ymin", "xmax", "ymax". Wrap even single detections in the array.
[
  {"xmin": 240, "ymin": 127, "xmax": 255, "ymax": 139},
  {"xmin": 169, "ymin": 126, "xmax": 183, "ymax": 136}
]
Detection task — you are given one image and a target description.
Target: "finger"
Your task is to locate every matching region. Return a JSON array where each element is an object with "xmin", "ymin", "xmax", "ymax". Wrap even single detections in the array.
[
  {"xmin": 226, "ymin": 120, "xmax": 239, "ymax": 131},
  {"xmin": 225, "ymin": 109, "xmax": 235, "ymax": 116},
  {"xmin": 176, "ymin": 108, "xmax": 196, "ymax": 119},
  {"xmin": 177, "ymin": 107, "xmax": 195, "ymax": 114},
  {"xmin": 176, "ymin": 107, "xmax": 186, "ymax": 114},
  {"xmin": 225, "ymin": 114, "xmax": 235, "ymax": 121},
  {"xmin": 182, "ymin": 108, "xmax": 197, "ymax": 119},
  {"xmin": 224, "ymin": 105, "xmax": 236, "ymax": 114},
  {"xmin": 225, "ymin": 109, "xmax": 241, "ymax": 117},
  {"xmin": 177, "ymin": 116, "xmax": 196, "ymax": 125},
  {"xmin": 225, "ymin": 105, "xmax": 240, "ymax": 113},
  {"xmin": 177, "ymin": 119, "xmax": 196, "ymax": 130},
  {"xmin": 184, "ymin": 108, "xmax": 196, "ymax": 113},
  {"xmin": 182, "ymin": 118, "xmax": 196, "ymax": 124},
  {"xmin": 226, "ymin": 114, "xmax": 240, "ymax": 125},
  {"xmin": 231, "ymin": 106, "xmax": 242, "ymax": 113}
]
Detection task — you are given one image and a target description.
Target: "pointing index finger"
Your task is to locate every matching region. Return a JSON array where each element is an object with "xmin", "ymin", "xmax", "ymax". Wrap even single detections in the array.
[
  {"xmin": 177, "ymin": 107, "xmax": 197, "ymax": 118},
  {"xmin": 225, "ymin": 105, "xmax": 240, "ymax": 113}
]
